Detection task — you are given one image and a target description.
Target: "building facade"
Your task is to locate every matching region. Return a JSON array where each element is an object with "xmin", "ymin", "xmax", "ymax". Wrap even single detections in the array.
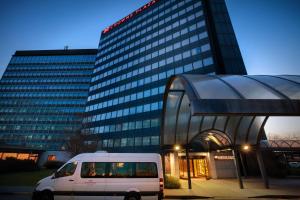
[
  {"xmin": 0, "ymin": 49, "xmax": 97, "ymax": 159},
  {"xmin": 83, "ymin": 0, "xmax": 247, "ymax": 153}
]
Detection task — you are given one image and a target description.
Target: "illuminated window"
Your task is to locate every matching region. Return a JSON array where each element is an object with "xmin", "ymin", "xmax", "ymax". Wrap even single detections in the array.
[{"xmin": 47, "ymin": 155, "xmax": 56, "ymax": 161}]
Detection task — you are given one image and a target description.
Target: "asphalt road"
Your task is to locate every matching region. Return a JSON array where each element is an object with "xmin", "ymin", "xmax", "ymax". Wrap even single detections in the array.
[
  {"xmin": 0, "ymin": 195, "xmax": 193, "ymax": 200},
  {"xmin": 0, "ymin": 194, "xmax": 31, "ymax": 200}
]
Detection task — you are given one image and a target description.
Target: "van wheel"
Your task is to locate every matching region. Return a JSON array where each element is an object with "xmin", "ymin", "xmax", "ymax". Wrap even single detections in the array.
[
  {"xmin": 41, "ymin": 191, "xmax": 53, "ymax": 200},
  {"xmin": 125, "ymin": 192, "xmax": 140, "ymax": 200}
]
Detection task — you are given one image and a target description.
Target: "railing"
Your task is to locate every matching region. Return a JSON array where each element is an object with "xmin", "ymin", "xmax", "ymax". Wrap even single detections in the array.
[{"xmin": 260, "ymin": 140, "xmax": 300, "ymax": 150}]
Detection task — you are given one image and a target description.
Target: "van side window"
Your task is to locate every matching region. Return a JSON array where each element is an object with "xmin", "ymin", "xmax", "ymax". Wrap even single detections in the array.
[
  {"xmin": 81, "ymin": 162, "xmax": 106, "ymax": 178},
  {"xmin": 109, "ymin": 162, "xmax": 134, "ymax": 178},
  {"xmin": 80, "ymin": 162, "xmax": 158, "ymax": 178},
  {"xmin": 55, "ymin": 162, "xmax": 77, "ymax": 178},
  {"xmin": 136, "ymin": 162, "xmax": 158, "ymax": 178}
]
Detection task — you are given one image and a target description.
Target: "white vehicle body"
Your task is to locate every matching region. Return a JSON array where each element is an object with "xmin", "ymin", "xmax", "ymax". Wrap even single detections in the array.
[{"xmin": 33, "ymin": 153, "xmax": 164, "ymax": 200}]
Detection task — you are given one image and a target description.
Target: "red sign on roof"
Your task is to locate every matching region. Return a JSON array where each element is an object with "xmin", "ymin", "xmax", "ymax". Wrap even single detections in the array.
[{"xmin": 102, "ymin": 0, "xmax": 160, "ymax": 34}]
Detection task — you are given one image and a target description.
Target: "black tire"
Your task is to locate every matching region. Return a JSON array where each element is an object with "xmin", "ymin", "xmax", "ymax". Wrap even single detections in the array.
[
  {"xmin": 41, "ymin": 191, "xmax": 53, "ymax": 200},
  {"xmin": 125, "ymin": 192, "xmax": 141, "ymax": 200},
  {"xmin": 158, "ymin": 194, "xmax": 163, "ymax": 200}
]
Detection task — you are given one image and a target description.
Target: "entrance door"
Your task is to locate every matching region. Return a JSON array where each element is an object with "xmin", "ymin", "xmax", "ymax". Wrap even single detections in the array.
[
  {"xmin": 179, "ymin": 156, "xmax": 208, "ymax": 178},
  {"xmin": 193, "ymin": 159, "xmax": 208, "ymax": 177}
]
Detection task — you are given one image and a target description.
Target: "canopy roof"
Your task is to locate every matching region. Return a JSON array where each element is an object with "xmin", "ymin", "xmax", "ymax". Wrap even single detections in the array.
[{"xmin": 161, "ymin": 75, "xmax": 300, "ymax": 151}]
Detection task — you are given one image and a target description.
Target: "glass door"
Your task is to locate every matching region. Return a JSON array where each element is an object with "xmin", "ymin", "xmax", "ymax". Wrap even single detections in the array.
[
  {"xmin": 193, "ymin": 158, "xmax": 208, "ymax": 177},
  {"xmin": 179, "ymin": 156, "xmax": 208, "ymax": 178}
]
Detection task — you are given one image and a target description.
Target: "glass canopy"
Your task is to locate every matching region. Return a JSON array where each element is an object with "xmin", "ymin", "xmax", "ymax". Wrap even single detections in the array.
[{"xmin": 161, "ymin": 75, "xmax": 300, "ymax": 151}]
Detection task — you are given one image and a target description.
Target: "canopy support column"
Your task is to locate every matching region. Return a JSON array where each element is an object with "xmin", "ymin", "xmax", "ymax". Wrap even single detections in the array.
[
  {"xmin": 239, "ymin": 151, "xmax": 247, "ymax": 178},
  {"xmin": 232, "ymin": 149, "xmax": 244, "ymax": 189},
  {"xmin": 256, "ymin": 148, "xmax": 269, "ymax": 189},
  {"xmin": 161, "ymin": 151, "xmax": 166, "ymax": 181},
  {"xmin": 186, "ymin": 147, "xmax": 192, "ymax": 189}
]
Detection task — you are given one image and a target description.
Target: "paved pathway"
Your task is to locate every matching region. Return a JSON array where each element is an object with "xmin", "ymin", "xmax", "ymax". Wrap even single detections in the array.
[
  {"xmin": 165, "ymin": 178, "xmax": 300, "ymax": 199},
  {"xmin": 0, "ymin": 178, "xmax": 300, "ymax": 199}
]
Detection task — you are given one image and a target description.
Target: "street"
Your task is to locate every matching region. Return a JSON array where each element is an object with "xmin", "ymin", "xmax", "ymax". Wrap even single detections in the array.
[{"xmin": 0, "ymin": 194, "xmax": 31, "ymax": 200}]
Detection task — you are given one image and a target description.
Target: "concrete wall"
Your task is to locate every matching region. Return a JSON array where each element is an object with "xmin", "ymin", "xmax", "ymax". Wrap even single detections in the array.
[
  {"xmin": 170, "ymin": 152, "xmax": 180, "ymax": 178},
  {"xmin": 207, "ymin": 151, "xmax": 236, "ymax": 179},
  {"xmin": 215, "ymin": 159, "xmax": 236, "ymax": 178}
]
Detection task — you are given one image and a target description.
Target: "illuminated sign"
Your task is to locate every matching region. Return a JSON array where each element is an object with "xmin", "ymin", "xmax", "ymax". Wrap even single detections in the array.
[
  {"xmin": 214, "ymin": 156, "xmax": 234, "ymax": 160},
  {"xmin": 102, "ymin": 0, "xmax": 160, "ymax": 34}
]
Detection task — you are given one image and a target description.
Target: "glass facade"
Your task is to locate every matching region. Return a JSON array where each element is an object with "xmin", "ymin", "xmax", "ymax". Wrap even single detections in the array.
[
  {"xmin": 0, "ymin": 49, "xmax": 97, "ymax": 150},
  {"xmin": 83, "ymin": 0, "xmax": 247, "ymax": 152}
]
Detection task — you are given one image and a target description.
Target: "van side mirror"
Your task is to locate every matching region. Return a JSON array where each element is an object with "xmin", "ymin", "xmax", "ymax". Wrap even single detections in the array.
[{"xmin": 52, "ymin": 172, "xmax": 57, "ymax": 179}]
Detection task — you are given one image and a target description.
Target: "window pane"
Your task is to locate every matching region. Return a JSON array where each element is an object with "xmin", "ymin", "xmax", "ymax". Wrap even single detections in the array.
[
  {"xmin": 136, "ymin": 162, "xmax": 158, "ymax": 178},
  {"xmin": 81, "ymin": 162, "xmax": 106, "ymax": 178},
  {"xmin": 109, "ymin": 162, "xmax": 134, "ymax": 178},
  {"xmin": 56, "ymin": 162, "xmax": 77, "ymax": 178},
  {"xmin": 135, "ymin": 137, "xmax": 142, "ymax": 146},
  {"xmin": 143, "ymin": 136, "xmax": 150, "ymax": 146}
]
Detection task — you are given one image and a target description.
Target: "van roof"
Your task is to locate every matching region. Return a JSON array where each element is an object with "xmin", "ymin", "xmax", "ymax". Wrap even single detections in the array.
[{"xmin": 69, "ymin": 153, "xmax": 161, "ymax": 162}]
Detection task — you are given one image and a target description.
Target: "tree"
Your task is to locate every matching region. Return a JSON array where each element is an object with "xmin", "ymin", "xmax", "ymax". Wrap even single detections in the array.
[{"xmin": 64, "ymin": 129, "xmax": 98, "ymax": 156}]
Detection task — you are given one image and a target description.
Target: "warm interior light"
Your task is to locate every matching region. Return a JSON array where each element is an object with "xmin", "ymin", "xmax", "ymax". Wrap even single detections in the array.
[
  {"xmin": 174, "ymin": 145, "xmax": 180, "ymax": 151},
  {"xmin": 242, "ymin": 144, "xmax": 250, "ymax": 151}
]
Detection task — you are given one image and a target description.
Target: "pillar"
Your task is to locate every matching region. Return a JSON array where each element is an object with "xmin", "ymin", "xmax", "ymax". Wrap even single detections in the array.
[
  {"xmin": 186, "ymin": 147, "xmax": 192, "ymax": 189},
  {"xmin": 232, "ymin": 149, "xmax": 244, "ymax": 189},
  {"xmin": 161, "ymin": 152, "xmax": 166, "ymax": 180},
  {"xmin": 239, "ymin": 151, "xmax": 247, "ymax": 178},
  {"xmin": 207, "ymin": 151, "xmax": 217, "ymax": 179},
  {"xmin": 170, "ymin": 152, "xmax": 180, "ymax": 178},
  {"xmin": 256, "ymin": 149, "xmax": 269, "ymax": 189}
]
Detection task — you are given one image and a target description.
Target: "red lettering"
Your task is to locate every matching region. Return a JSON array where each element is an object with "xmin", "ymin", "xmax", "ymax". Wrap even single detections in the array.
[{"xmin": 102, "ymin": 0, "xmax": 159, "ymax": 34}]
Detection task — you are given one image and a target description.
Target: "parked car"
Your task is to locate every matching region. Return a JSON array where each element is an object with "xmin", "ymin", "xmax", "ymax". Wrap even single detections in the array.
[{"xmin": 33, "ymin": 152, "xmax": 164, "ymax": 200}]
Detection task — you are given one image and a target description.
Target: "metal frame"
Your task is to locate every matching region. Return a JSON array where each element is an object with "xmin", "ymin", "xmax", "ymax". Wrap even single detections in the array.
[{"xmin": 161, "ymin": 75, "xmax": 300, "ymax": 190}]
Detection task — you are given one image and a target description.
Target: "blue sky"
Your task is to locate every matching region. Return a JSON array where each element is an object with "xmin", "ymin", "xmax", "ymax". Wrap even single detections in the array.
[
  {"xmin": 0, "ymin": 0, "xmax": 299, "ymax": 137},
  {"xmin": 0, "ymin": 0, "xmax": 300, "ymax": 77}
]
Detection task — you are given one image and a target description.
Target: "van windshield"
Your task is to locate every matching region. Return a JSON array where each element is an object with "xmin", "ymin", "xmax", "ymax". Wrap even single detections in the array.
[
  {"xmin": 55, "ymin": 162, "xmax": 77, "ymax": 178},
  {"xmin": 81, "ymin": 162, "xmax": 158, "ymax": 178}
]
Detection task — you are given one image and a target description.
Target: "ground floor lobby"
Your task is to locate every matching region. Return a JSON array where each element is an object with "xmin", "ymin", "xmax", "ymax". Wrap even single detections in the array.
[
  {"xmin": 165, "ymin": 150, "xmax": 237, "ymax": 180},
  {"xmin": 164, "ymin": 178, "xmax": 300, "ymax": 199}
]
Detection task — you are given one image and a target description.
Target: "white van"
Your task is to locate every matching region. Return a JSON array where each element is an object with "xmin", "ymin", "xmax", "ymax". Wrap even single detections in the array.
[{"xmin": 33, "ymin": 153, "xmax": 164, "ymax": 200}]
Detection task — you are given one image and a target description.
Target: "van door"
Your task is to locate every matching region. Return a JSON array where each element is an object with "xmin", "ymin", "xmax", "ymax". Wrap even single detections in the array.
[
  {"xmin": 106, "ymin": 162, "xmax": 160, "ymax": 200},
  {"xmin": 53, "ymin": 162, "xmax": 78, "ymax": 200},
  {"xmin": 105, "ymin": 162, "xmax": 135, "ymax": 200},
  {"xmin": 73, "ymin": 162, "xmax": 107, "ymax": 200}
]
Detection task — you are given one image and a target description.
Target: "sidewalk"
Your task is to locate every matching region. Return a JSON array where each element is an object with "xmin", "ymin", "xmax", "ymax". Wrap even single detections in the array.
[
  {"xmin": 164, "ymin": 178, "xmax": 300, "ymax": 199},
  {"xmin": 0, "ymin": 178, "xmax": 299, "ymax": 199}
]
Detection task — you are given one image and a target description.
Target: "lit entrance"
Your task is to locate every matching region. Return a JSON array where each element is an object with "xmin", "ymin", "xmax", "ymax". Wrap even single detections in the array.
[
  {"xmin": 161, "ymin": 74, "xmax": 300, "ymax": 189},
  {"xmin": 179, "ymin": 156, "xmax": 209, "ymax": 178}
]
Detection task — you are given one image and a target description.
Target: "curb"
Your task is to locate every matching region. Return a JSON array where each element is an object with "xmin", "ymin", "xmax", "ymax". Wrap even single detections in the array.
[
  {"xmin": 164, "ymin": 195, "xmax": 212, "ymax": 199},
  {"xmin": 249, "ymin": 195, "xmax": 300, "ymax": 199}
]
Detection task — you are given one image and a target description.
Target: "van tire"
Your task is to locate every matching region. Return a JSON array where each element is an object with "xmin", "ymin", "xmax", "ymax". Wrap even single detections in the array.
[
  {"xmin": 41, "ymin": 191, "xmax": 53, "ymax": 200},
  {"xmin": 125, "ymin": 192, "xmax": 141, "ymax": 200}
]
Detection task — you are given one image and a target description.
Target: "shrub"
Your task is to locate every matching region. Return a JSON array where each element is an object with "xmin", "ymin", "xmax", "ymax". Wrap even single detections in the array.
[
  {"xmin": 0, "ymin": 158, "xmax": 38, "ymax": 173},
  {"xmin": 43, "ymin": 160, "xmax": 65, "ymax": 169},
  {"xmin": 164, "ymin": 175, "xmax": 181, "ymax": 189}
]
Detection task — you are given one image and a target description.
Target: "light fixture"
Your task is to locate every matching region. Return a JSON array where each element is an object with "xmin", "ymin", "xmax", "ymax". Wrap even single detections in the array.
[
  {"xmin": 242, "ymin": 144, "xmax": 250, "ymax": 152},
  {"xmin": 174, "ymin": 145, "xmax": 180, "ymax": 151}
]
